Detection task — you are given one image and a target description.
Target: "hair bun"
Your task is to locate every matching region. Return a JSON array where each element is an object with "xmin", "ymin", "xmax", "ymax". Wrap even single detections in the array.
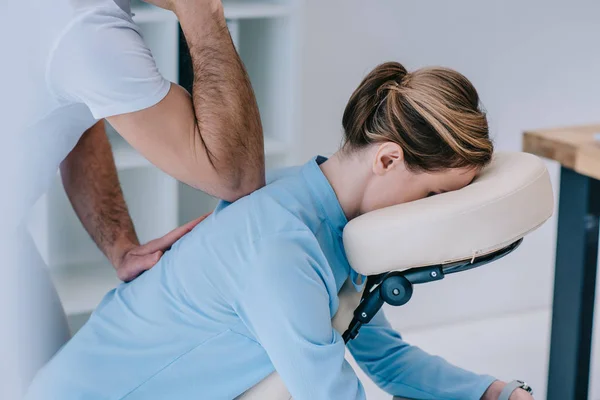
[
  {"xmin": 373, "ymin": 62, "xmax": 409, "ymax": 96},
  {"xmin": 342, "ymin": 62, "xmax": 410, "ymax": 148},
  {"xmin": 379, "ymin": 61, "xmax": 408, "ymax": 85}
]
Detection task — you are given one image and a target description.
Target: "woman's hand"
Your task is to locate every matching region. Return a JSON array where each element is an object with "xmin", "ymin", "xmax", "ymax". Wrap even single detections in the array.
[
  {"xmin": 481, "ymin": 381, "xmax": 534, "ymax": 400},
  {"xmin": 510, "ymin": 390, "xmax": 534, "ymax": 400},
  {"xmin": 114, "ymin": 213, "xmax": 211, "ymax": 282}
]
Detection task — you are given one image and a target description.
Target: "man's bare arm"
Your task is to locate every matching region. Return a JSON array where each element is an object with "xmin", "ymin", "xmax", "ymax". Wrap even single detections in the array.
[
  {"xmin": 61, "ymin": 120, "xmax": 210, "ymax": 281},
  {"xmin": 61, "ymin": 121, "xmax": 140, "ymax": 278},
  {"xmin": 109, "ymin": 1, "xmax": 265, "ymax": 202}
]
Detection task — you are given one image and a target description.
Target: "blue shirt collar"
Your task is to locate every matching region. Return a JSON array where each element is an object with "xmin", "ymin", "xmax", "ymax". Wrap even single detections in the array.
[{"xmin": 301, "ymin": 156, "xmax": 348, "ymax": 237}]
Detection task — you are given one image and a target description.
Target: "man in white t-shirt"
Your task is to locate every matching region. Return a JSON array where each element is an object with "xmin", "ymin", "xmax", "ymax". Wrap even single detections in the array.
[{"xmin": 0, "ymin": 0, "xmax": 265, "ymax": 397}]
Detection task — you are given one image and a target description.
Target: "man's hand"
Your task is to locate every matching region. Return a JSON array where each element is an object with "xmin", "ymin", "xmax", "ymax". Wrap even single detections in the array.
[
  {"xmin": 481, "ymin": 381, "xmax": 534, "ymax": 400},
  {"xmin": 114, "ymin": 213, "xmax": 211, "ymax": 282}
]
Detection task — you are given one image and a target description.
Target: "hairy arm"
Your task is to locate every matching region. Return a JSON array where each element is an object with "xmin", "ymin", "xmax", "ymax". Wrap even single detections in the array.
[
  {"xmin": 61, "ymin": 121, "xmax": 209, "ymax": 281},
  {"xmin": 109, "ymin": 1, "xmax": 265, "ymax": 201},
  {"xmin": 60, "ymin": 121, "xmax": 139, "ymax": 275}
]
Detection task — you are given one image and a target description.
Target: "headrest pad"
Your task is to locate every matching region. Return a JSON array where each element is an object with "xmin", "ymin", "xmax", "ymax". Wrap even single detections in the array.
[{"xmin": 343, "ymin": 152, "xmax": 554, "ymax": 276}]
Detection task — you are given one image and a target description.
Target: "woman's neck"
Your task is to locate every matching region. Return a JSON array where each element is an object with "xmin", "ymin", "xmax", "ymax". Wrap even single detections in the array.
[{"xmin": 319, "ymin": 151, "xmax": 371, "ymax": 221}]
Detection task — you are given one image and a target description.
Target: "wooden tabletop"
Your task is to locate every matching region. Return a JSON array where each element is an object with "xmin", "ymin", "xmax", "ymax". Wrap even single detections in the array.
[{"xmin": 523, "ymin": 124, "xmax": 600, "ymax": 180}]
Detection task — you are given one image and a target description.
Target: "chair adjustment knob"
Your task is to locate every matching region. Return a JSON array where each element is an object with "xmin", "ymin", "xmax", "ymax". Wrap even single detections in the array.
[{"xmin": 381, "ymin": 274, "xmax": 413, "ymax": 306}]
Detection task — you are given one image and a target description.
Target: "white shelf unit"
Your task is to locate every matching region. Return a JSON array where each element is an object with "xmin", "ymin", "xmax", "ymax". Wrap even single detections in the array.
[{"xmin": 28, "ymin": 0, "xmax": 300, "ymax": 330}]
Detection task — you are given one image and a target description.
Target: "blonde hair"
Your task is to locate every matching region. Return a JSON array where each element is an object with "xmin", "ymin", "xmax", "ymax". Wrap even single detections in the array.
[{"xmin": 342, "ymin": 62, "xmax": 492, "ymax": 171}]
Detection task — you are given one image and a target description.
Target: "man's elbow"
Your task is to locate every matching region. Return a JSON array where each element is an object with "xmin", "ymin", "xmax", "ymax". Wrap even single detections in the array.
[
  {"xmin": 219, "ymin": 172, "xmax": 266, "ymax": 202},
  {"xmin": 187, "ymin": 169, "xmax": 264, "ymax": 203},
  {"xmin": 189, "ymin": 143, "xmax": 265, "ymax": 201},
  {"xmin": 200, "ymin": 163, "xmax": 265, "ymax": 202}
]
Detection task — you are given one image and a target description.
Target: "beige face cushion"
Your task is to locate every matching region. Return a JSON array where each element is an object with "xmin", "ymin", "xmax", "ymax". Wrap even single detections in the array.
[
  {"xmin": 343, "ymin": 151, "xmax": 554, "ymax": 275},
  {"xmin": 237, "ymin": 151, "xmax": 554, "ymax": 400}
]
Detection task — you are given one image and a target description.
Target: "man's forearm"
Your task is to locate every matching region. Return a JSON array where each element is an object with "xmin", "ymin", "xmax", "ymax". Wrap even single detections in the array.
[
  {"xmin": 177, "ymin": 0, "xmax": 265, "ymax": 194},
  {"xmin": 60, "ymin": 120, "xmax": 139, "ymax": 269}
]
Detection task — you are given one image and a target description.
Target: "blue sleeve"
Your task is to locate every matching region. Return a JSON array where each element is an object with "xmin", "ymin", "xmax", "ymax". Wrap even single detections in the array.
[
  {"xmin": 236, "ymin": 232, "xmax": 366, "ymax": 400},
  {"xmin": 347, "ymin": 309, "xmax": 496, "ymax": 400}
]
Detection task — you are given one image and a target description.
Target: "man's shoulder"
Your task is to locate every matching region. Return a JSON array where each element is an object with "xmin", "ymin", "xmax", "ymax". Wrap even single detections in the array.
[
  {"xmin": 51, "ymin": 0, "xmax": 138, "ymax": 55},
  {"xmin": 62, "ymin": 5, "xmax": 137, "ymax": 44}
]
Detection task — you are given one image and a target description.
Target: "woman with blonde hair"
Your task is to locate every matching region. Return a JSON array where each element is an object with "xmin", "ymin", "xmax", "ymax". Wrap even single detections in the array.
[{"xmin": 26, "ymin": 62, "xmax": 532, "ymax": 400}]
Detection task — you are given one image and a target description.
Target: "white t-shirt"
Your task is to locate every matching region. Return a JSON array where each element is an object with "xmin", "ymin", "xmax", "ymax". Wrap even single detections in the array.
[{"xmin": 1, "ymin": 0, "xmax": 171, "ymax": 232}]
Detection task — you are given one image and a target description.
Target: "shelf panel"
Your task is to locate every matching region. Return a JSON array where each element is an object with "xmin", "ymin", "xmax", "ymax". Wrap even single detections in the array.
[
  {"xmin": 131, "ymin": 1, "xmax": 291, "ymax": 24},
  {"xmin": 50, "ymin": 262, "xmax": 122, "ymax": 316}
]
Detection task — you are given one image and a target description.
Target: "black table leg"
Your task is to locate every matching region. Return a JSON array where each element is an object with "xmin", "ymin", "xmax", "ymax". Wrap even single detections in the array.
[{"xmin": 547, "ymin": 167, "xmax": 600, "ymax": 400}]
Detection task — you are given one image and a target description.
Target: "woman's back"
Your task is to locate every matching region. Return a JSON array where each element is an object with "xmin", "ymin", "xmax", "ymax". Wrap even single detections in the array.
[{"xmin": 26, "ymin": 157, "xmax": 354, "ymax": 400}]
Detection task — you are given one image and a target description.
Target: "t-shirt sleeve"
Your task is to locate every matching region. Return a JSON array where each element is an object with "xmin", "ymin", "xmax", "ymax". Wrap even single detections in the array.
[{"xmin": 46, "ymin": 7, "xmax": 171, "ymax": 119}]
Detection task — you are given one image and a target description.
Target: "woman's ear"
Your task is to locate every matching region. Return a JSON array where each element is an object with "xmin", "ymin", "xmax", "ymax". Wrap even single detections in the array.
[{"xmin": 373, "ymin": 142, "xmax": 403, "ymax": 175}]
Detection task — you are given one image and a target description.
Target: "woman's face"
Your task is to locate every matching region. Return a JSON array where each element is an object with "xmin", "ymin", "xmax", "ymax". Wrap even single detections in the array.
[{"xmin": 359, "ymin": 143, "xmax": 479, "ymax": 215}]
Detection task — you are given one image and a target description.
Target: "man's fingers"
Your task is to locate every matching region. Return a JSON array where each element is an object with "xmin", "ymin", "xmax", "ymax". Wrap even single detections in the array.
[
  {"xmin": 147, "ymin": 212, "xmax": 211, "ymax": 251},
  {"xmin": 118, "ymin": 251, "xmax": 163, "ymax": 282},
  {"xmin": 181, "ymin": 212, "xmax": 212, "ymax": 231},
  {"xmin": 135, "ymin": 212, "xmax": 212, "ymax": 255},
  {"xmin": 117, "ymin": 212, "xmax": 213, "ymax": 281}
]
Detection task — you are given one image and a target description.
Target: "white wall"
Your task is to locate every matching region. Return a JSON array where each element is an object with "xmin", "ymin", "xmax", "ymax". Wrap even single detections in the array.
[{"xmin": 295, "ymin": 0, "xmax": 600, "ymax": 329}]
